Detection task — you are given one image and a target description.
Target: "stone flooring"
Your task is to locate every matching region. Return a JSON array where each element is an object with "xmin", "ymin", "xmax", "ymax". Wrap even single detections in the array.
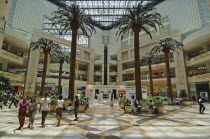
[{"xmin": 0, "ymin": 103, "xmax": 210, "ymax": 139}]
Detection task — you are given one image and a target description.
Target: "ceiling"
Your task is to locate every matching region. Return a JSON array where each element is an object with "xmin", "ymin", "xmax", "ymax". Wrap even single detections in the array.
[{"xmin": 47, "ymin": 0, "xmax": 164, "ymax": 30}]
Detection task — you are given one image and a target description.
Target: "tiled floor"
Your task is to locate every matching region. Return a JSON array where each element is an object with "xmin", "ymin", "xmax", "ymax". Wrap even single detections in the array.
[{"xmin": 0, "ymin": 103, "xmax": 210, "ymax": 139}]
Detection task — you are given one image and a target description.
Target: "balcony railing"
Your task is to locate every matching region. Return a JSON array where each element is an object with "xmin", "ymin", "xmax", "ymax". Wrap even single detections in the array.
[
  {"xmin": 188, "ymin": 49, "xmax": 210, "ymax": 60},
  {"xmin": 188, "ymin": 68, "xmax": 210, "ymax": 77},
  {"xmin": 1, "ymin": 47, "xmax": 24, "ymax": 57},
  {"xmin": 123, "ymin": 74, "xmax": 175, "ymax": 81},
  {"xmin": 0, "ymin": 69, "xmax": 26, "ymax": 75},
  {"xmin": 37, "ymin": 74, "xmax": 87, "ymax": 81}
]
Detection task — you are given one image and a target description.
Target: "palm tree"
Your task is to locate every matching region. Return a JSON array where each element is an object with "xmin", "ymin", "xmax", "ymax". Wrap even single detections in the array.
[
  {"xmin": 51, "ymin": 4, "xmax": 95, "ymax": 100},
  {"xmin": 51, "ymin": 50, "xmax": 70, "ymax": 95},
  {"xmin": 30, "ymin": 38, "xmax": 60, "ymax": 96},
  {"xmin": 141, "ymin": 52, "xmax": 157, "ymax": 96},
  {"xmin": 115, "ymin": 2, "xmax": 161, "ymax": 100},
  {"xmin": 152, "ymin": 38, "xmax": 184, "ymax": 99}
]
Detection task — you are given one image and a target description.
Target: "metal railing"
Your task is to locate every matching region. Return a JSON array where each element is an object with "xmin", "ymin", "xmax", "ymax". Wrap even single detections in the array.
[
  {"xmin": 188, "ymin": 68, "xmax": 210, "ymax": 77},
  {"xmin": 188, "ymin": 49, "xmax": 210, "ymax": 60}
]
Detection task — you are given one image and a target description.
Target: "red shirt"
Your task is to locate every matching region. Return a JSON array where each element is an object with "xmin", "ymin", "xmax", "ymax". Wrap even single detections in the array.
[{"xmin": 19, "ymin": 101, "xmax": 30, "ymax": 113}]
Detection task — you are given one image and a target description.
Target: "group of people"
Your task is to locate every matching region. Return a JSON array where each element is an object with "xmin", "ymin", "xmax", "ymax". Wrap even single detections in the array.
[
  {"xmin": 14, "ymin": 93, "xmax": 83, "ymax": 132},
  {"xmin": 129, "ymin": 95, "xmax": 143, "ymax": 115}
]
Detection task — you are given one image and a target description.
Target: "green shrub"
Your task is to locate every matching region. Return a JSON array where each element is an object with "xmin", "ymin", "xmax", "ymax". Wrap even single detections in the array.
[
  {"xmin": 163, "ymin": 97, "xmax": 170, "ymax": 101},
  {"xmin": 180, "ymin": 90, "xmax": 187, "ymax": 98},
  {"xmin": 182, "ymin": 97, "xmax": 188, "ymax": 101},
  {"xmin": 50, "ymin": 95, "xmax": 57, "ymax": 105},
  {"xmin": 125, "ymin": 98, "xmax": 131, "ymax": 106}
]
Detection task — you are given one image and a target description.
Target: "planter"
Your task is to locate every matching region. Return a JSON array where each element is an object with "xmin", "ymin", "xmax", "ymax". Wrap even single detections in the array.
[
  {"xmin": 50, "ymin": 105, "xmax": 55, "ymax": 112},
  {"xmin": 124, "ymin": 105, "xmax": 131, "ymax": 113},
  {"xmin": 156, "ymin": 106, "xmax": 164, "ymax": 114},
  {"xmin": 120, "ymin": 102, "xmax": 125, "ymax": 109},
  {"xmin": 182, "ymin": 101, "xmax": 190, "ymax": 105},
  {"xmin": 78, "ymin": 105, "xmax": 85, "ymax": 113},
  {"xmin": 163, "ymin": 101, "xmax": 170, "ymax": 105}
]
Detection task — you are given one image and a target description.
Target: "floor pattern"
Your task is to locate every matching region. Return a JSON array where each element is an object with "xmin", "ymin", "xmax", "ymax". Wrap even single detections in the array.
[{"xmin": 0, "ymin": 103, "xmax": 210, "ymax": 139}]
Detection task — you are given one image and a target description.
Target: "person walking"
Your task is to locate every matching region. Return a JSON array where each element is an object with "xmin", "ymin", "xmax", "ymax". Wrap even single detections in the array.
[
  {"xmin": 130, "ymin": 95, "xmax": 137, "ymax": 114},
  {"xmin": 148, "ymin": 100, "xmax": 154, "ymax": 114},
  {"xmin": 54, "ymin": 95, "xmax": 64, "ymax": 127},
  {"xmin": 192, "ymin": 95, "xmax": 196, "ymax": 104},
  {"xmin": 15, "ymin": 96, "xmax": 30, "ymax": 131},
  {"xmin": 9, "ymin": 93, "xmax": 18, "ymax": 108},
  {"xmin": 28, "ymin": 96, "xmax": 37, "ymax": 129},
  {"xmin": 39, "ymin": 93, "xmax": 51, "ymax": 128},
  {"xmin": 199, "ymin": 96, "xmax": 205, "ymax": 114},
  {"xmin": 72, "ymin": 95, "xmax": 79, "ymax": 121}
]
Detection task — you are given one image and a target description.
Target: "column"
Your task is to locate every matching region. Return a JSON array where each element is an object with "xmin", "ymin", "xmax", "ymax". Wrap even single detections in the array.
[
  {"xmin": 172, "ymin": 35, "xmax": 189, "ymax": 98},
  {"xmin": 24, "ymin": 34, "xmax": 41, "ymax": 96},
  {"xmin": 117, "ymin": 50, "xmax": 122, "ymax": 84},
  {"xmin": 87, "ymin": 50, "xmax": 94, "ymax": 85}
]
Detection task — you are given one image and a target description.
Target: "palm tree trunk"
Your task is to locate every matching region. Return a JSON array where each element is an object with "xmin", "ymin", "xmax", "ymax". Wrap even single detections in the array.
[
  {"xmin": 58, "ymin": 59, "xmax": 63, "ymax": 95},
  {"xmin": 69, "ymin": 27, "xmax": 78, "ymax": 100},
  {"xmin": 134, "ymin": 31, "xmax": 142, "ymax": 100},
  {"xmin": 164, "ymin": 51, "xmax": 173, "ymax": 99},
  {"xmin": 40, "ymin": 52, "xmax": 49, "ymax": 96},
  {"xmin": 148, "ymin": 60, "xmax": 154, "ymax": 96}
]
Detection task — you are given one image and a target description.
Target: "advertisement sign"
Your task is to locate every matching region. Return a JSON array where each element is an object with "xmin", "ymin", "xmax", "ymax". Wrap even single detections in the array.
[
  {"xmin": 62, "ymin": 86, "xmax": 69, "ymax": 98},
  {"xmin": 126, "ymin": 86, "xmax": 148, "ymax": 99}
]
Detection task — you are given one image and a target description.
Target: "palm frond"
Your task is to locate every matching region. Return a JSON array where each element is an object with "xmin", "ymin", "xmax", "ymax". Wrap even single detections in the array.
[
  {"xmin": 51, "ymin": 4, "xmax": 95, "ymax": 37},
  {"xmin": 115, "ymin": 2, "xmax": 162, "ymax": 40}
]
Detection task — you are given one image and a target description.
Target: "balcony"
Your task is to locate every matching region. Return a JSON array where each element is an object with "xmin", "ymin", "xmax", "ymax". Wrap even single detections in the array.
[
  {"xmin": 125, "ymin": 77, "xmax": 177, "ymax": 86},
  {"xmin": 187, "ymin": 69, "xmax": 210, "ymax": 83},
  {"xmin": 94, "ymin": 71, "xmax": 102, "ymax": 75},
  {"xmin": 109, "ymin": 71, "xmax": 117, "ymax": 75},
  {"xmin": 187, "ymin": 50, "xmax": 210, "ymax": 66},
  {"xmin": 0, "ymin": 49, "xmax": 24, "ymax": 65},
  {"xmin": 36, "ymin": 76, "xmax": 87, "ymax": 85},
  {"xmin": 0, "ymin": 70, "xmax": 25, "ymax": 82}
]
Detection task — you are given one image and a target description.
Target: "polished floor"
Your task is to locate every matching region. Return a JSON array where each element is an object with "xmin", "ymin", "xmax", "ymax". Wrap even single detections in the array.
[{"xmin": 0, "ymin": 102, "xmax": 210, "ymax": 139}]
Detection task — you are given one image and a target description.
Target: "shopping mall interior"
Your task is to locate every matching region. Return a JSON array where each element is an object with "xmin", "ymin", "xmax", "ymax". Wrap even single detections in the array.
[{"xmin": 0, "ymin": 0, "xmax": 210, "ymax": 138}]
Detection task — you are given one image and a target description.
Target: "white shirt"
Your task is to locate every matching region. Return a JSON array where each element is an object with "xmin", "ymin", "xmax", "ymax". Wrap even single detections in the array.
[
  {"xmin": 40, "ymin": 97, "xmax": 51, "ymax": 111},
  {"xmin": 56, "ymin": 99, "xmax": 64, "ymax": 108},
  {"xmin": 199, "ymin": 99, "xmax": 202, "ymax": 103},
  {"xmin": 131, "ymin": 98, "xmax": 135, "ymax": 106}
]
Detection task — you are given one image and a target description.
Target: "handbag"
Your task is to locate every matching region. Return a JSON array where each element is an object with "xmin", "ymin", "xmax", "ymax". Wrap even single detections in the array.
[{"xmin": 26, "ymin": 112, "xmax": 31, "ymax": 117}]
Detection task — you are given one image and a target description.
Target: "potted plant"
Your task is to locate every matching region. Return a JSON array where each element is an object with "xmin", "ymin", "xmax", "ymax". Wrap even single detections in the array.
[
  {"xmin": 78, "ymin": 97, "xmax": 85, "ymax": 112},
  {"xmin": 119, "ymin": 97, "xmax": 126, "ymax": 109},
  {"xmin": 147, "ymin": 96, "xmax": 164, "ymax": 114},
  {"xmin": 162, "ymin": 97, "xmax": 170, "ymax": 105},
  {"xmin": 154, "ymin": 99, "xmax": 164, "ymax": 114},
  {"xmin": 50, "ymin": 95, "xmax": 57, "ymax": 112},
  {"xmin": 182, "ymin": 97, "xmax": 188, "ymax": 105},
  {"xmin": 124, "ymin": 99, "xmax": 131, "ymax": 113}
]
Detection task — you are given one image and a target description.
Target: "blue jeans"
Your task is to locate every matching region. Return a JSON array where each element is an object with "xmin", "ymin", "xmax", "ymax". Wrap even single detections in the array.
[
  {"xmin": 74, "ymin": 107, "xmax": 78, "ymax": 118},
  {"xmin": 42, "ymin": 111, "xmax": 48, "ymax": 122}
]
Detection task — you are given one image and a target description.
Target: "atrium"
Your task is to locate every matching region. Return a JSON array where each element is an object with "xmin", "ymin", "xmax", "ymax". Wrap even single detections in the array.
[{"xmin": 0, "ymin": 0, "xmax": 210, "ymax": 138}]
